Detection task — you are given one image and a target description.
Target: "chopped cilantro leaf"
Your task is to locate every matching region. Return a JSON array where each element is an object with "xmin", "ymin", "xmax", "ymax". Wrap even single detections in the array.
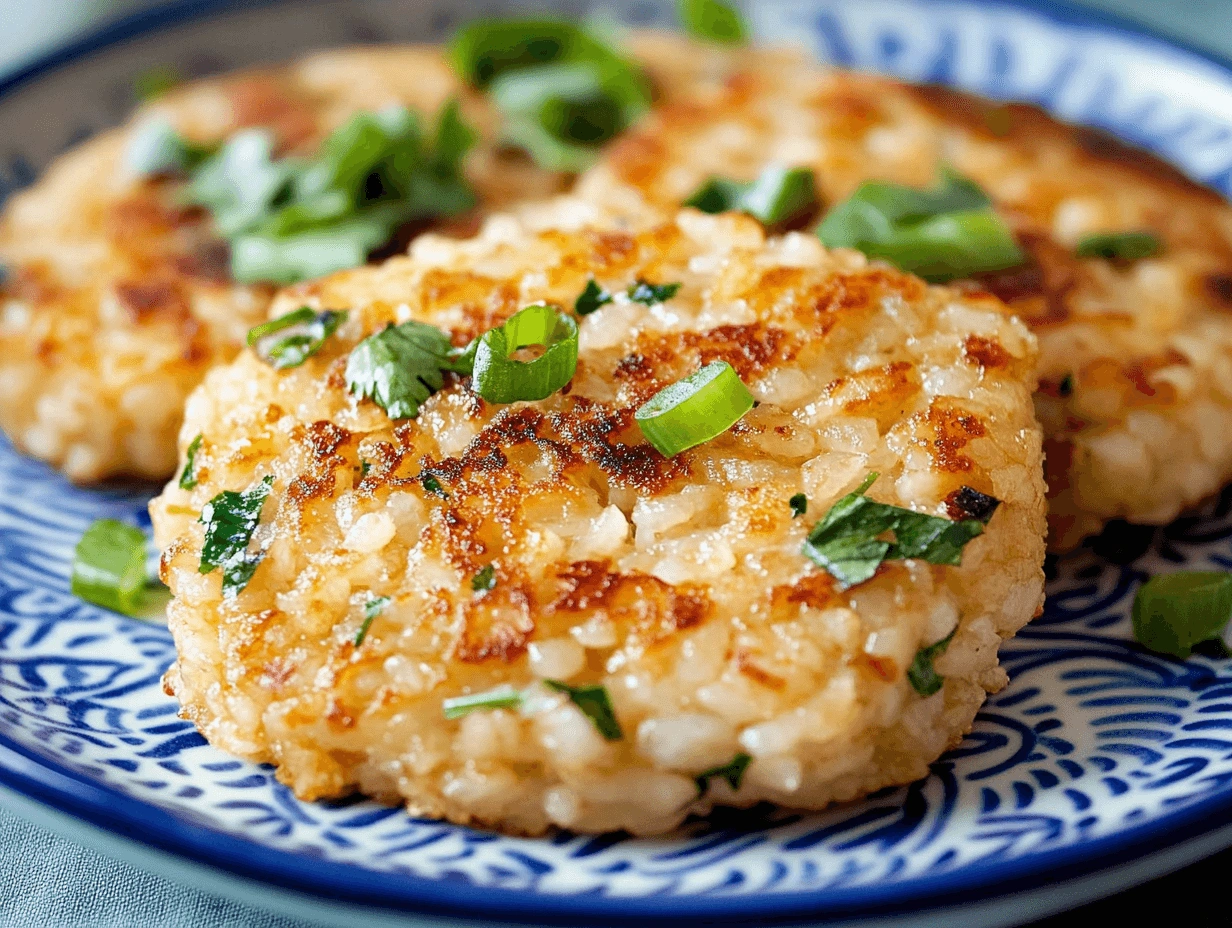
[
  {"xmin": 907, "ymin": 629, "xmax": 956, "ymax": 696},
  {"xmin": 472, "ymin": 565, "xmax": 497, "ymax": 592},
  {"xmin": 627, "ymin": 279, "xmax": 680, "ymax": 305},
  {"xmin": 789, "ymin": 493, "xmax": 808, "ymax": 518},
  {"xmin": 421, "ymin": 474, "xmax": 448, "ymax": 498},
  {"xmin": 198, "ymin": 475, "xmax": 274, "ymax": 597},
  {"xmin": 575, "ymin": 278, "xmax": 613, "ymax": 316},
  {"xmin": 179, "ymin": 434, "xmax": 203, "ymax": 491},
  {"xmin": 695, "ymin": 752, "xmax": 752, "ymax": 795},
  {"xmin": 543, "ymin": 680, "xmax": 623, "ymax": 740},
  {"xmin": 345, "ymin": 320, "xmax": 458, "ymax": 420},
  {"xmin": 355, "ymin": 595, "xmax": 390, "ymax": 646}
]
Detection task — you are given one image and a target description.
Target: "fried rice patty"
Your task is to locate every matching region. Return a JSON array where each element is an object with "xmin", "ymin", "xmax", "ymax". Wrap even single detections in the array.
[
  {"xmin": 583, "ymin": 33, "xmax": 1232, "ymax": 548},
  {"xmin": 0, "ymin": 46, "xmax": 562, "ymax": 483},
  {"xmin": 150, "ymin": 199, "xmax": 1046, "ymax": 835}
]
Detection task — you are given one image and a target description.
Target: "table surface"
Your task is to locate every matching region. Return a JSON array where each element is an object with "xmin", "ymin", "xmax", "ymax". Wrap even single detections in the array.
[{"xmin": 4, "ymin": 0, "xmax": 1232, "ymax": 926}]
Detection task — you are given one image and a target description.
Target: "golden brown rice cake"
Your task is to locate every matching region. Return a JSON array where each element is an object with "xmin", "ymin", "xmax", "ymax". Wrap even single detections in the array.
[
  {"xmin": 151, "ymin": 199, "xmax": 1046, "ymax": 835},
  {"xmin": 0, "ymin": 46, "xmax": 562, "ymax": 483},
  {"xmin": 582, "ymin": 33, "xmax": 1232, "ymax": 548}
]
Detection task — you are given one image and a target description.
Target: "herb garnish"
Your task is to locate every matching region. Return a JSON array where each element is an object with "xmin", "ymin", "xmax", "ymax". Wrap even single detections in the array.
[
  {"xmin": 801, "ymin": 473, "xmax": 991, "ymax": 589},
  {"xmin": 695, "ymin": 752, "xmax": 752, "ymax": 796},
  {"xmin": 248, "ymin": 307, "xmax": 347, "ymax": 369},
  {"xmin": 627, "ymin": 279, "xmax": 681, "ymax": 305},
  {"xmin": 575, "ymin": 278, "xmax": 613, "ymax": 316},
  {"xmin": 789, "ymin": 493, "xmax": 808, "ymax": 518},
  {"xmin": 907, "ymin": 629, "xmax": 956, "ymax": 696},
  {"xmin": 345, "ymin": 320, "xmax": 461, "ymax": 420},
  {"xmin": 71, "ymin": 519, "xmax": 152, "ymax": 617},
  {"xmin": 543, "ymin": 679, "xmax": 623, "ymax": 739},
  {"xmin": 1076, "ymin": 230, "xmax": 1161, "ymax": 263},
  {"xmin": 443, "ymin": 687, "xmax": 525, "ymax": 719},
  {"xmin": 1132, "ymin": 572, "xmax": 1232, "ymax": 659},
  {"xmin": 198, "ymin": 475, "xmax": 274, "ymax": 597},
  {"xmin": 685, "ymin": 165, "xmax": 818, "ymax": 227},
  {"xmin": 355, "ymin": 595, "xmax": 390, "ymax": 646},
  {"xmin": 679, "ymin": 0, "xmax": 748, "ymax": 44},
  {"xmin": 179, "ymin": 434, "xmax": 204, "ymax": 491},
  {"xmin": 471, "ymin": 565, "xmax": 497, "ymax": 592}
]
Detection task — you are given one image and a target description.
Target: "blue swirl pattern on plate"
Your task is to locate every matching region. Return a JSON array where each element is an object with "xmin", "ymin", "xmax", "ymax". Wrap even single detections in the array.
[{"xmin": 6, "ymin": 0, "xmax": 1232, "ymax": 922}]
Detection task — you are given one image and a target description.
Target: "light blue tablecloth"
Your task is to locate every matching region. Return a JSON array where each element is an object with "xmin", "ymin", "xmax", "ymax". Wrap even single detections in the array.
[{"xmin": 3, "ymin": 1, "xmax": 1232, "ymax": 926}]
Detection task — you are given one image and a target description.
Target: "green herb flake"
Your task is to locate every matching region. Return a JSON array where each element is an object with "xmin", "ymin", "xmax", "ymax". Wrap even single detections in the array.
[
  {"xmin": 627, "ymin": 279, "xmax": 681, "ymax": 305},
  {"xmin": 71, "ymin": 519, "xmax": 151, "ymax": 616},
  {"xmin": 248, "ymin": 307, "xmax": 347, "ymax": 369},
  {"xmin": 472, "ymin": 565, "xmax": 497, "ymax": 593},
  {"xmin": 443, "ymin": 687, "xmax": 525, "ymax": 720},
  {"xmin": 543, "ymin": 679, "xmax": 623, "ymax": 740},
  {"xmin": 575, "ymin": 278, "xmax": 613, "ymax": 316},
  {"xmin": 789, "ymin": 493, "xmax": 808, "ymax": 519},
  {"xmin": 801, "ymin": 473, "xmax": 986, "ymax": 589},
  {"xmin": 907, "ymin": 628, "xmax": 956, "ymax": 696},
  {"xmin": 345, "ymin": 320, "xmax": 458, "ymax": 420},
  {"xmin": 198, "ymin": 475, "xmax": 274, "ymax": 597},
  {"xmin": 421, "ymin": 474, "xmax": 448, "ymax": 498},
  {"xmin": 817, "ymin": 169, "xmax": 1024, "ymax": 282},
  {"xmin": 686, "ymin": 165, "xmax": 818, "ymax": 227},
  {"xmin": 1075, "ymin": 230, "xmax": 1161, "ymax": 263},
  {"xmin": 1058, "ymin": 373, "xmax": 1074, "ymax": 397},
  {"xmin": 125, "ymin": 119, "xmax": 214, "ymax": 177},
  {"xmin": 179, "ymin": 433, "xmax": 204, "ymax": 491},
  {"xmin": 355, "ymin": 595, "xmax": 390, "ymax": 646},
  {"xmin": 1132, "ymin": 572, "xmax": 1232, "ymax": 659},
  {"xmin": 679, "ymin": 0, "xmax": 748, "ymax": 44},
  {"xmin": 695, "ymin": 752, "xmax": 752, "ymax": 796}
]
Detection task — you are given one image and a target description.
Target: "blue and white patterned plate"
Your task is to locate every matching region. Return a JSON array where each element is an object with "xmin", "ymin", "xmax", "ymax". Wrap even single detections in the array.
[{"xmin": 7, "ymin": 1, "xmax": 1232, "ymax": 926}]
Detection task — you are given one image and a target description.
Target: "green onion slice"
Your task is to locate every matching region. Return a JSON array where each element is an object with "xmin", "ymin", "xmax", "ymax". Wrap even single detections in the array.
[
  {"xmin": 635, "ymin": 361, "xmax": 754, "ymax": 457},
  {"xmin": 802, "ymin": 473, "xmax": 993, "ymax": 589},
  {"xmin": 471, "ymin": 303, "xmax": 579, "ymax": 403},
  {"xmin": 686, "ymin": 165, "xmax": 818, "ymax": 226},
  {"xmin": 907, "ymin": 628, "xmax": 956, "ymax": 696},
  {"xmin": 247, "ymin": 307, "xmax": 347, "ymax": 369},
  {"xmin": 1132, "ymin": 572, "xmax": 1232, "ymax": 659},
  {"xmin": 443, "ymin": 686, "xmax": 525, "ymax": 719},
  {"xmin": 543, "ymin": 680, "xmax": 623, "ymax": 740},
  {"xmin": 179, "ymin": 434, "xmax": 204, "ymax": 491},
  {"xmin": 679, "ymin": 0, "xmax": 748, "ymax": 44},
  {"xmin": 695, "ymin": 752, "xmax": 752, "ymax": 796},
  {"xmin": 1075, "ymin": 230, "xmax": 1161, "ymax": 262},
  {"xmin": 817, "ymin": 169, "xmax": 1024, "ymax": 282},
  {"xmin": 71, "ymin": 520, "xmax": 150, "ymax": 616}
]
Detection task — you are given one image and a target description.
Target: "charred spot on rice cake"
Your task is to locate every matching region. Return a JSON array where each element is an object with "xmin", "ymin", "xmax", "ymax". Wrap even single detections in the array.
[{"xmin": 151, "ymin": 200, "xmax": 1045, "ymax": 836}]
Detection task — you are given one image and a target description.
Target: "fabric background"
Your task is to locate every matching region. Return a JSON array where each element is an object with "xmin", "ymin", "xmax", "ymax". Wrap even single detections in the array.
[{"xmin": 2, "ymin": 1, "xmax": 1231, "ymax": 926}]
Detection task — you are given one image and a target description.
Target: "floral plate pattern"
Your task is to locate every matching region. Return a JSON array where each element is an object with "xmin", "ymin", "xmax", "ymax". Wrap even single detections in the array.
[{"xmin": 5, "ymin": 1, "xmax": 1232, "ymax": 925}]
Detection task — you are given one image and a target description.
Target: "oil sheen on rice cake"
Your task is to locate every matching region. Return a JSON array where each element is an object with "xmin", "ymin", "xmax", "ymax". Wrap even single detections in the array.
[
  {"xmin": 584, "ymin": 32, "xmax": 1232, "ymax": 548},
  {"xmin": 0, "ymin": 46, "xmax": 563, "ymax": 483},
  {"xmin": 151, "ymin": 199, "xmax": 1046, "ymax": 835}
]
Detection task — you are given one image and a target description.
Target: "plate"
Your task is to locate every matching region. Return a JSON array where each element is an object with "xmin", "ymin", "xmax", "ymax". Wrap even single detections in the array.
[{"xmin": 5, "ymin": 1, "xmax": 1232, "ymax": 926}]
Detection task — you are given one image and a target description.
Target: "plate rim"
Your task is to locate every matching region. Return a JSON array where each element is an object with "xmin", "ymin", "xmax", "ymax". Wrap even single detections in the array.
[{"xmin": 4, "ymin": 0, "xmax": 1232, "ymax": 924}]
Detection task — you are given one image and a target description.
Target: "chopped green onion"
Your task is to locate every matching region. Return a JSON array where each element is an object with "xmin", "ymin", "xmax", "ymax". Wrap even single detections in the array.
[
  {"xmin": 575, "ymin": 278, "xmax": 613, "ymax": 316},
  {"xmin": 471, "ymin": 303, "xmax": 579, "ymax": 403},
  {"xmin": 355, "ymin": 595, "xmax": 390, "ymax": 646},
  {"xmin": 679, "ymin": 0, "xmax": 748, "ymax": 44},
  {"xmin": 133, "ymin": 65, "xmax": 182, "ymax": 102},
  {"xmin": 802, "ymin": 473, "xmax": 990, "ymax": 589},
  {"xmin": 71, "ymin": 520, "xmax": 150, "ymax": 616},
  {"xmin": 1075, "ymin": 230, "xmax": 1161, "ymax": 263},
  {"xmin": 695, "ymin": 752, "xmax": 752, "ymax": 796},
  {"xmin": 790, "ymin": 493, "xmax": 808, "ymax": 518},
  {"xmin": 450, "ymin": 17, "xmax": 650, "ymax": 171},
  {"xmin": 247, "ymin": 307, "xmax": 347, "ymax": 369},
  {"xmin": 198, "ymin": 475, "xmax": 274, "ymax": 597},
  {"xmin": 471, "ymin": 565, "xmax": 497, "ymax": 592},
  {"xmin": 907, "ymin": 628, "xmax": 956, "ymax": 696},
  {"xmin": 817, "ymin": 170, "xmax": 1024, "ymax": 282},
  {"xmin": 346, "ymin": 320, "xmax": 459, "ymax": 420},
  {"xmin": 685, "ymin": 165, "xmax": 817, "ymax": 226},
  {"xmin": 179, "ymin": 434, "xmax": 204, "ymax": 491},
  {"xmin": 125, "ymin": 119, "xmax": 213, "ymax": 177},
  {"xmin": 627, "ymin": 279, "xmax": 681, "ymax": 305},
  {"xmin": 443, "ymin": 686, "xmax": 525, "ymax": 719},
  {"xmin": 1132, "ymin": 572, "xmax": 1232, "ymax": 659},
  {"xmin": 635, "ymin": 360, "xmax": 754, "ymax": 457},
  {"xmin": 421, "ymin": 474, "xmax": 448, "ymax": 498},
  {"xmin": 543, "ymin": 679, "xmax": 623, "ymax": 740}
]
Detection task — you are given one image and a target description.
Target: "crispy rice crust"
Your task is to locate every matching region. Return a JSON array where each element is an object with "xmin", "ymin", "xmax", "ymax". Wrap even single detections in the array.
[
  {"xmin": 0, "ymin": 46, "xmax": 563, "ymax": 482},
  {"xmin": 151, "ymin": 200, "xmax": 1046, "ymax": 835},
  {"xmin": 580, "ymin": 33, "xmax": 1232, "ymax": 548}
]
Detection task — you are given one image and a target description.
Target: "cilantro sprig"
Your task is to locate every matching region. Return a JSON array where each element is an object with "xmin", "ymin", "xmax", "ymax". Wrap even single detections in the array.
[
  {"xmin": 802, "ymin": 473, "xmax": 995, "ymax": 588},
  {"xmin": 345, "ymin": 320, "xmax": 465, "ymax": 420},
  {"xmin": 198, "ymin": 476, "xmax": 274, "ymax": 596}
]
